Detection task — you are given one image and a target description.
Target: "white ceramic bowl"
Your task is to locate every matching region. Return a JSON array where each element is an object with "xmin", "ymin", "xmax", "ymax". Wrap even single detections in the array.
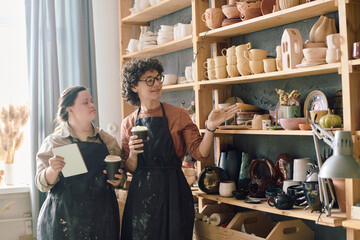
[
  {"xmin": 163, "ymin": 74, "xmax": 178, "ymax": 85},
  {"xmin": 303, "ymin": 47, "xmax": 327, "ymax": 61},
  {"xmin": 160, "ymin": 25, "xmax": 173, "ymax": 32}
]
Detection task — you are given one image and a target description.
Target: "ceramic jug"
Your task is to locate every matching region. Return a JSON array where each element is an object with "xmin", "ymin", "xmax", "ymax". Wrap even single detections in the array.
[
  {"xmin": 202, "ymin": 8, "xmax": 225, "ymax": 30},
  {"xmin": 245, "ymin": 114, "xmax": 270, "ymax": 130},
  {"xmin": 249, "ymin": 159, "xmax": 275, "ymax": 198}
]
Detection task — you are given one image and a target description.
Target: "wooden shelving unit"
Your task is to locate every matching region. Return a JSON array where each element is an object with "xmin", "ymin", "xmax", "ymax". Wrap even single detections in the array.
[
  {"xmin": 199, "ymin": 129, "xmax": 313, "ymax": 136},
  {"xmin": 199, "ymin": 0, "xmax": 337, "ymax": 38},
  {"xmin": 122, "ymin": 35, "xmax": 193, "ymax": 59},
  {"xmin": 343, "ymin": 219, "xmax": 360, "ymax": 230},
  {"xmin": 162, "ymin": 82, "xmax": 194, "ymax": 92},
  {"xmin": 196, "ymin": 193, "xmax": 346, "ymax": 227},
  {"xmin": 118, "ymin": 0, "xmax": 360, "ymax": 239},
  {"xmin": 121, "ymin": 0, "xmax": 191, "ymax": 24},
  {"xmin": 198, "ymin": 63, "xmax": 341, "ymax": 85}
]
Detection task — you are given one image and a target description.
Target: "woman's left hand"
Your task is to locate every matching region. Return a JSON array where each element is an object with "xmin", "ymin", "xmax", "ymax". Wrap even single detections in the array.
[
  {"xmin": 207, "ymin": 104, "xmax": 239, "ymax": 130},
  {"xmin": 103, "ymin": 169, "xmax": 124, "ymax": 187}
]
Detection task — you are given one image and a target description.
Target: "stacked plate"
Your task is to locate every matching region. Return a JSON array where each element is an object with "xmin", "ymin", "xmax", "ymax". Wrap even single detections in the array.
[{"xmin": 138, "ymin": 31, "xmax": 158, "ymax": 51}]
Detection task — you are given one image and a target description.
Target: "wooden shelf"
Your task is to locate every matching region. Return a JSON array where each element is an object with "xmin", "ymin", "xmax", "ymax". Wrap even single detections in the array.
[
  {"xmin": 162, "ymin": 82, "xmax": 194, "ymax": 92},
  {"xmin": 199, "ymin": 0, "xmax": 337, "ymax": 38},
  {"xmin": 197, "ymin": 193, "xmax": 346, "ymax": 227},
  {"xmin": 198, "ymin": 63, "xmax": 341, "ymax": 86},
  {"xmin": 199, "ymin": 129, "xmax": 313, "ymax": 136},
  {"xmin": 122, "ymin": 0, "xmax": 191, "ymax": 24},
  {"xmin": 122, "ymin": 35, "xmax": 192, "ymax": 59},
  {"xmin": 349, "ymin": 59, "xmax": 360, "ymax": 66},
  {"xmin": 342, "ymin": 219, "xmax": 360, "ymax": 230}
]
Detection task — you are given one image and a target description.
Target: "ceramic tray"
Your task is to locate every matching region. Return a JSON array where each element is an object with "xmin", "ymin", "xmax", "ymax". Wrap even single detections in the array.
[{"xmin": 303, "ymin": 90, "xmax": 328, "ymax": 118}]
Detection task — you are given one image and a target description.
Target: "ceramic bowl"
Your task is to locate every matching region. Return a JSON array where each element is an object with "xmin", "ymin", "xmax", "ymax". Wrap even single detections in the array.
[
  {"xmin": 303, "ymin": 47, "xmax": 327, "ymax": 61},
  {"xmin": 163, "ymin": 74, "xmax": 177, "ymax": 85},
  {"xmin": 298, "ymin": 123, "xmax": 311, "ymax": 130},
  {"xmin": 232, "ymin": 189, "xmax": 249, "ymax": 200},
  {"xmin": 279, "ymin": 118, "xmax": 307, "ymax": 130},
  {"xmin": 222, "ymin": 4, "xmax": 240, "ymax": 19}
]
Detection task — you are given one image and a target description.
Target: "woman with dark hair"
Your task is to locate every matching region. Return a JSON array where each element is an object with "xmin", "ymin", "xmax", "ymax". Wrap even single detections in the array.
[
  {"xmin": 35, "ymin": 86, "xmax": 125, "ymax": 239},
  {"xmin": 120, "ymin": 58, "xmax": 238, "ymax": 240}
]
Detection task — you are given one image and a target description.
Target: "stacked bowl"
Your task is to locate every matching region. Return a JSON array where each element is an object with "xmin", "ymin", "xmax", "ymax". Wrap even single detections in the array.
[{"xmin": 157, "ymin": 25, "xmax": 174, "ymax": 45}]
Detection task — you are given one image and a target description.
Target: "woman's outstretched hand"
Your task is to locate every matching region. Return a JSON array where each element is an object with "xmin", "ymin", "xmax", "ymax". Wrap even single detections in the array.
[{"xmin": 207, "ymin": 104, "xmax": 239, "ymax": 130}]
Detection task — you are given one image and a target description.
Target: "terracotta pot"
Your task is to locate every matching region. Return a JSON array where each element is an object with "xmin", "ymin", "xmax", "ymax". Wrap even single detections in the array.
[
  {"xmin": 236, "ymin": 0, "xmax": 262, "ymax": 20},
  {"xmin": 202, "ymin": 8, "xmax": 225, "ymax": 30}
]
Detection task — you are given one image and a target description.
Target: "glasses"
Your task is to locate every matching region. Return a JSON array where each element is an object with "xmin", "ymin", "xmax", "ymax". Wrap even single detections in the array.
[{"xmin": 138, "ymin": 74, "xmax": 164, "ymax": 86}]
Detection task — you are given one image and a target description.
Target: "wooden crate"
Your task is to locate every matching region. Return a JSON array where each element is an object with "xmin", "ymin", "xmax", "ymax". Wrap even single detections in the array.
[{"xmin": 194, "ymin": 211, "xmax": 314, "ymax": 240}]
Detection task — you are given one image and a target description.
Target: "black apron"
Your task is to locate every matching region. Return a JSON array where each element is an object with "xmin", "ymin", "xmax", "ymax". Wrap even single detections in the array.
[
  {"xmin": 121, "ymin": 103, "xmax": 194, "ymax": 240},
  {"xmin": 37, "ymin": 135, "xmax": 120, "ymax": 240}
]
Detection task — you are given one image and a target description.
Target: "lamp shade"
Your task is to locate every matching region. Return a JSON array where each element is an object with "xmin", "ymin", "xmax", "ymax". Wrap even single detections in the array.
[{"xmin": 319, "ymin": 131, "xmax": 360, "ymax": 178}]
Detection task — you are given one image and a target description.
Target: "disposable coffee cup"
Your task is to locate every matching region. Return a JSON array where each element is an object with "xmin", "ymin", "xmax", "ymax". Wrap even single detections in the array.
[
  {"xmin": 104, "ymin": 155, "xmax": 121, "ymax": 180},
  {"xmin": 131, "ymin": 126, "xmax": 148, "ymax": 151}
]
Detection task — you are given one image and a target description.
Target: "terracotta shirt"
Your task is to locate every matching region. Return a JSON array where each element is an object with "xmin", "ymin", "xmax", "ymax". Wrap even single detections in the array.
[
  {"xmin": 121, "ymin": 102, "xmax": 207, "ymax": 163},
  {"xmin": 35, "ymin": 122, "xmax": 123, "ymax": 192}
]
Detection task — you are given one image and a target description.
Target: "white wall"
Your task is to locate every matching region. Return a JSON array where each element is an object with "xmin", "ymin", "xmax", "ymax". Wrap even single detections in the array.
[{"xmin": 92, "ymin": 0, "xmax": 122, "ymax": 143}]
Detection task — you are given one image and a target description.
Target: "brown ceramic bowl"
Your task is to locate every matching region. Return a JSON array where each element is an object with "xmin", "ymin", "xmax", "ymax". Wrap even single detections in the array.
[
  {"xmin": 222, "ymin": 4, "xmax": 240, "ymax": 19},
  {"xmin": 279, "ymin": 118, "xmax": 307, "ymax": 130},
  {"xmin": 299, "ymin": 123, "xmax": 311, "ymax": 130}
]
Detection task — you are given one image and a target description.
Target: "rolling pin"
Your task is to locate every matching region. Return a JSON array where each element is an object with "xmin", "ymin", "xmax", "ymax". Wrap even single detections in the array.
[{"xmin": 207, "ymin": 213, "xmax": 233, "ymax": 226}]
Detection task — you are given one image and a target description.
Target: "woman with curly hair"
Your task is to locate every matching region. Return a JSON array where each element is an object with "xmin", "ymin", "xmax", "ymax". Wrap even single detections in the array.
[{"xmin": 120, "ymin": 58, "xmax": 238, "ymax": 240}]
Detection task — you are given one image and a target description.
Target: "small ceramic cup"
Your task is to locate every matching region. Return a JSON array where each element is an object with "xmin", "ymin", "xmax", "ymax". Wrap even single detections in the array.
[
  {"xmin": 249, "ymin": 59, "xmax": 264, "ymax": 74},
  {"xmin": 262, "ymin": 119, "xmax": 271, "ymax": 130},
  {"xmin": 214, "ymin": 56, "xmax": 227, "ymax": 67},
  {"xmin": 203, "ymin": 58, "xmax": 215, "ymax": 69},
  {"xmin": 353, "ymin": 42, "xmax": 360, "ymax": 59},
  {"xmin": 219, "ymin": 181, "xmax": 236, "ymax": 197},
  {"xmin": 263, "ymin": 58, "xmax": 276, "ymax": 73},
  {"xmin": 215, "ymin": 66, "xmax": 227, "ymax": 79}
]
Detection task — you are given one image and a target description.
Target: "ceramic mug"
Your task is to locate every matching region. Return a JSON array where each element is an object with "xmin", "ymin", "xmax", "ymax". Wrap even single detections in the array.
[
  {"xmin": 235, "ymin": 42, "xmax": 252, "ymax": 56},
  {"xmin": 263, "ymin": 58, "xmax": 276, "ymax": 73},
  {"xmin": 221, "ymin": 46, "xmax": 236, "ymax": 56},
  {"xmin": 326, "ymin": 48, "xmax": 341, "ymax": 63},
  {"xmin": 248, "ymin": 60, "xmax": 264, "ymax": 74},
  {"xmin": 276, "ymin": 57, "xmax": 283, "ymax": 71},
  {"xmin": 262, "ymin": 119, "xmax": 271, "ymax": 130},
  {"xmin": 244, "ymin": 49, "xmax": 268, "ymax": 60},
  {"xmin": 214, "ymin": 56, "xmax": 227, "ymax": 67},
  {"xmin": 226, "ymin": 64, "xmax": 240, "ymax": 77},
  {"xmin": 237, "ymin": 60, "xmax": 251, "ymax": 76},
  {"xmin": 203, "ymin": 58, "xmax": 215, "ymax": 69},
  {"xmin": 204, "ymin": 69, "xmax": 216, "ymax": 80},
  {"xmin": 353, "ymin": 42, "xmax": 360, "ymax": 59},
  {"xmin": 326, "ymin": 33, "xmax": 341, "ymax": 49},
  {"xmin": 227, "ymin": 55, "xmax": 237, "ymax": 65},
  {"xmin": 215, "ymin": 66, "xmax": 227, "ymax": 79}
]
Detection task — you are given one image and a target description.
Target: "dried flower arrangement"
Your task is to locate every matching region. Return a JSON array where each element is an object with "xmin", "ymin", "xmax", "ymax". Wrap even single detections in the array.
[
  {"xmin": 276, "ymin": 88, "xmax": 301, "ymax": 106},
  {"xmin": 0, "ymin": 103, "xmax": 29, "ymax": 164}
]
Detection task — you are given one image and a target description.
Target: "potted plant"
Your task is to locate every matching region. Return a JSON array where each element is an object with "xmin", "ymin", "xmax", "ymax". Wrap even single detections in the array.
[
  {"xmin": 0, "ymin": 103, "xmax": 29, "ymax": 185},
  {"xmin": 275, "ymin": 88, "xmax": 301, "ymax": 118}
]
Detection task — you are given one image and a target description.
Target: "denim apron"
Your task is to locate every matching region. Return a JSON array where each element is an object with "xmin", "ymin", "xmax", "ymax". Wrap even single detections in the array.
[
  {"xmin": 37, "ymin": 135, "xmax": 120, "ymax": 239},
  {"xmin": 121, "ymin": 103, "xmax": 194, "ymax": 240}
]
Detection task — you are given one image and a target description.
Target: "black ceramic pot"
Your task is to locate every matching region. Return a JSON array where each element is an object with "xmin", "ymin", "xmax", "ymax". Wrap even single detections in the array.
[
  {"xmin": 267, "ymin": 193, "xmax": 294, "ymax": 210},
  {"xmin": 198, "ymin": 166, "xmax": 228, "ymax": 194}
]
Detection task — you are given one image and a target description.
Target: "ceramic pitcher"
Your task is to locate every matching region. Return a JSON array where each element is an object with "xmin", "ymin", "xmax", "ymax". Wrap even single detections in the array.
[{"xmin": 202, "ymin": 8, "xmax": 225, "ymax": 30}]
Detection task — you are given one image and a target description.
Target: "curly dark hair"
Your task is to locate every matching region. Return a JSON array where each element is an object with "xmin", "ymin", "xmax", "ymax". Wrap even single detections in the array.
[{"xmin": 121, "ymin": 58, "xmax": 164, "ymax": 106}]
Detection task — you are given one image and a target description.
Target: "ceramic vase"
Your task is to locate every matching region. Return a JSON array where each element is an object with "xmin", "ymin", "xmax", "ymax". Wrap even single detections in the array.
[{"xmin": 4, "ymin": 163, "xmax": 15, "ymax": 185}]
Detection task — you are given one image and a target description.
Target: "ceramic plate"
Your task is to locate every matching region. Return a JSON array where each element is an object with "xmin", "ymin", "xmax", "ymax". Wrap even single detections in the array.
[
  {"xmin": 225, "ymin": 97, "xmax": 244, "ymax": 105},
  {"xmin": 303, "ymin": 90, "xmax": 328, "ymax": 119},
  {"xmin": 295, "ymin": 61, "xmax": 326, "ymax": 68}
]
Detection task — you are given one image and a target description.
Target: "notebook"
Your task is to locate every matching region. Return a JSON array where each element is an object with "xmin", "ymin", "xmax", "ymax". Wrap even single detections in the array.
[{"xmin": 52, "ymin": 143, "xmax": 88, "ymax": 177}]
